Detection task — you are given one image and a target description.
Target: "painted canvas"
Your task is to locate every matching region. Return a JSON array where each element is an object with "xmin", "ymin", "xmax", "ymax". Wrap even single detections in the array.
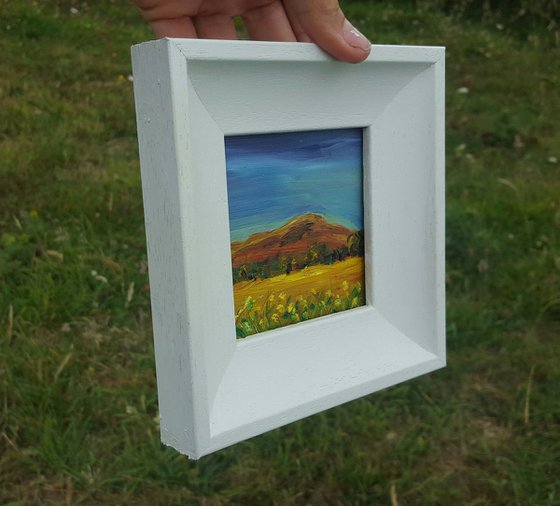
[{"xmin": 225, "ymin": 128, "xmax": 366, "ymax": 338}]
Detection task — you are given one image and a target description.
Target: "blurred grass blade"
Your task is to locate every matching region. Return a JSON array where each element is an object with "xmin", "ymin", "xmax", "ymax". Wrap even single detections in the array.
[
  {"xmin": 524, "ymin": 365, "xmax": 536, "ymax": 425},
  {"xmin": 54, "ymin": 351, "xmax": 73, "ymax": 383},
  {"xmin": 7, "ymin": 304, "xmax": 14, "ymax": 343}
]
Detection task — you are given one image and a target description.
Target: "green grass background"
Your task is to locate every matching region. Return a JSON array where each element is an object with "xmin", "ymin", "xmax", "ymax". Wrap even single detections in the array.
[{"xmin": 1, "ymin": 0, "xmax": 559, "ymax": 504}]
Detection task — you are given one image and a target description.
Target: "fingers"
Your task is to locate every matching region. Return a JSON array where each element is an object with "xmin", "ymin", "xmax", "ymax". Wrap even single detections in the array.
[
  {"xmin": 133, "ymin": 0, "xmax": 198, "ymax": 38},
  {"xmin": 134, "ymin": 0, "xmax": 370, "ymax": 64},
  {"xmin": 283, "ymin": 0, "xmax": 371, "ymax": 63},
  {"xmin": 288, "ymin": 15, "xmax": 313, "ymax": 43},
  {"xmin": 150, "ymin": 17, "xmax": 197, "ymax": 38},
  {"xmin": 193, "ymin": 15, "xmax": 238, "ymax": 39},
  {"xmin": 242, "ymin": 1, "xmax": 297, "ymax": 42}
]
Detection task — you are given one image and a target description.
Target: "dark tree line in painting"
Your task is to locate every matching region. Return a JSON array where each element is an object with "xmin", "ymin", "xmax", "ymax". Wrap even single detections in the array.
[{"xmin": 233, "ymin": 231, "xmax": 364, "ymax": 283}]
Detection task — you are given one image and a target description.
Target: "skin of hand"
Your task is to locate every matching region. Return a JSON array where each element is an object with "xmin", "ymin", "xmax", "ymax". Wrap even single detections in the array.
[{"xmin": 132, "ymin": 0, "xmax": 371, "ymax": 63}]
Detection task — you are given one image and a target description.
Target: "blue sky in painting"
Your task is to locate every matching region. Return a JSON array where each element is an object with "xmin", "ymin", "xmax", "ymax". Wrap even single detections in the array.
[{"xmin": 225, "ymin": 128, "xmax": 364, "ymax": 242}]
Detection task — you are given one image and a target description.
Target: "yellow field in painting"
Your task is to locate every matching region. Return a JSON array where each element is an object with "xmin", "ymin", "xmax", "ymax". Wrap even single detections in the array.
[{"xmin": 233, "ymin": 256, "xmax": 366, "ymax": 313}]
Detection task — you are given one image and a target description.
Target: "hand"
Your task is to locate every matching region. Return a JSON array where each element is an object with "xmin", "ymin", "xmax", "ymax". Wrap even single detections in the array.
[{"xmin": 132, "ymin": 0, "xmax": 371, "ymax": 63}]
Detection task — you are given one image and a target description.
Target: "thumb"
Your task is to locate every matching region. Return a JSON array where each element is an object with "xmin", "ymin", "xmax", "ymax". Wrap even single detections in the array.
[{"xmin": 284, "ymin": 0, "xmax": 371, "ymax": 63}]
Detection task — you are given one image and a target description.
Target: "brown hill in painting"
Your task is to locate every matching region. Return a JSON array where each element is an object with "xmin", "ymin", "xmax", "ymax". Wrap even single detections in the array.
[{"xmin": 231, "ymin": 213, "xmax": 355, "ymax": 268}]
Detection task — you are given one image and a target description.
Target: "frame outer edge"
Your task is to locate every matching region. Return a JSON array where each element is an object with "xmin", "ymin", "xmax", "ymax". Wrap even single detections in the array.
[
  {"xmin": 133, "ymin": 39, "xmax": 446, "ymax": 64},
  {"xmin": 434, "ymin": 48, "xmax": 447, "ymax": 365},
  {"xmin": 131, "ymin": 39, "xmax": 208, "ymax": 458}
]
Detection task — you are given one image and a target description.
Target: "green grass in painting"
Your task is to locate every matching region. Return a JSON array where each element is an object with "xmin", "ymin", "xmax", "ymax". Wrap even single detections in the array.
[
  {"xmin": 1, "ymin": 1, "xmax": 559, "ymax": 504},
  {"xmin": 233, "ymin": 256, "xmax": 366, "ymax": 337},
  {"xmin": 235, "ymin": 280, "xmax": 364, "ymax": 338}
]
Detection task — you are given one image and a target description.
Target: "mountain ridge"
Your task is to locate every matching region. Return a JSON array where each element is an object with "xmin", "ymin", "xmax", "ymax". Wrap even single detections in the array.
[{"xmin": 231, "ymin": 212, "xmax": 357, "ymax": 268}]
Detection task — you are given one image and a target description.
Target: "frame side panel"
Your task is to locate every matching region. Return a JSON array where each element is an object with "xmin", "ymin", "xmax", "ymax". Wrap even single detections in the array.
[
  {"xmin": 132, "ymin": 40, "xmax": 202, "ymax": 457},
  {"xmin": 371, "ymin": 62, "xmax": 441, "ymax": 355}
]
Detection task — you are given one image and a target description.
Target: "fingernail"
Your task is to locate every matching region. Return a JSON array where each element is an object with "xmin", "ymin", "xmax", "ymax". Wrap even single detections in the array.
[{"xmin": 343, "ymin": 19, "xmax": 371, "ymax": 53}]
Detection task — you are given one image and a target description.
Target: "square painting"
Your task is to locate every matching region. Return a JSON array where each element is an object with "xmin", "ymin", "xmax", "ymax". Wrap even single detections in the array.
[{"xmin": 225, "ymin": 128, "xmax": 366, "ymax": 338}]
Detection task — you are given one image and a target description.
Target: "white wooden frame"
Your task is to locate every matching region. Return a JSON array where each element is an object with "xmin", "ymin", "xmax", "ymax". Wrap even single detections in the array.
[{"xmin": 132, "ymin": 39, "xmax": 446, "ymax": 459}]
